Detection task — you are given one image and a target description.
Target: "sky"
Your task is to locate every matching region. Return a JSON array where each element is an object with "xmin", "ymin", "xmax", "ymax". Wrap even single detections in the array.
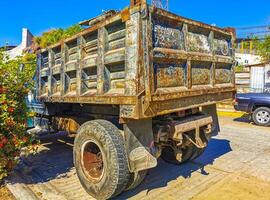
[{"xmin": 0, "ymin": 0, "xmax": 269, "ymax": 46}]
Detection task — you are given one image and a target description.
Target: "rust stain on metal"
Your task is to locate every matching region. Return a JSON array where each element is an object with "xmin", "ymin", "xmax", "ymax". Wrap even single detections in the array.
[
  {"xmin": 52, "ymin": 117, "xmax": 81, "ymax": 134},
  {"xmin": 121, "ymin": 8, "xmax": 130, "ymax": 22}
]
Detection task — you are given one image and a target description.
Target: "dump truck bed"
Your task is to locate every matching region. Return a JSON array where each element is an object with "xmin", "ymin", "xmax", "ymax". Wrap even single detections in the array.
[{"xmin": 37, "ymin": 4, "xmax": 235, "ymax": 119}]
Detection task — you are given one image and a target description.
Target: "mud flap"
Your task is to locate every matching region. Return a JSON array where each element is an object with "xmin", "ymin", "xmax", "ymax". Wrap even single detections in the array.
[
  {"xmin": 202, "ymin": 104, "xmax": 220, "ymax": 136},
  {"xmin": 124, "ymin": 118, "xmax": 157, "ymax": 173}
]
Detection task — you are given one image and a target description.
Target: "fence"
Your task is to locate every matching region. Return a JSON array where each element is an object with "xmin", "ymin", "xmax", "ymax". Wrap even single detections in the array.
[{"xmin": 235, "ymin": 63, "xmax": 270, "ymax": 93}]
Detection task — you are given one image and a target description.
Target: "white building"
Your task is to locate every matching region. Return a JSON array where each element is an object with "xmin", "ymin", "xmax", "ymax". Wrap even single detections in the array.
[
  {"xmin": 5, "ymin": 28, "xmax": 33, "ymax": 59},
  {"xmin": 235, "ymin": 52, "xmax": 262, "ymax": 66}
]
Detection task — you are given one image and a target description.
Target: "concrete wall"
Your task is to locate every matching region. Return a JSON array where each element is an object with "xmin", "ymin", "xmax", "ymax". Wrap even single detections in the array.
[{"xmin": 235, "ymin": 53, "xmax": 262, "ymax": 66}]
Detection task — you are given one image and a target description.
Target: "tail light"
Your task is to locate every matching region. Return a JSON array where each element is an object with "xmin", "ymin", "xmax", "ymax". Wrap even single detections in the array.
[{"xmin": 233, "ymin": 97, "xmax": 238, "ymax": 105}]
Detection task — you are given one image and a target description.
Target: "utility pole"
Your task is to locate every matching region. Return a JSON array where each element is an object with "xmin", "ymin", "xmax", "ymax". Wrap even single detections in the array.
[{"xmin": 152, "ymin": 0, "xmax": 169, "ymax": 10}]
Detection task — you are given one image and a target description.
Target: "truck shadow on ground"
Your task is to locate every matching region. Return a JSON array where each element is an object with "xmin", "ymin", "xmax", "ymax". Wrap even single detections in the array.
[
  {"xmin": 233, "ymin": 114, "xmax": 251, "ymax": 124},
  {"xmin": 10, "ymin": 134, "xmax": 76, "ymax": 184},
  {"xmin": 9, "ymin": 135, "xmax": 232, "ymax": 199},
  {"xmin": 118, "ymin": 138, "xmax": 232, "ymax": 199}
]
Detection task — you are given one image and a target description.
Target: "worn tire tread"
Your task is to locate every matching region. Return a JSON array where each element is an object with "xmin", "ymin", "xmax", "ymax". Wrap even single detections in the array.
[{"xmin": 74, "ymin": 120, "xmax": 130, "ymax": 199}]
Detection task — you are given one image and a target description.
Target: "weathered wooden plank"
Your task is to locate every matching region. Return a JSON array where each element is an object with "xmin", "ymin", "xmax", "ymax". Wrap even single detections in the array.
[
  {"xmin": 108, "ymin": 38, "xmax": 126, "ymax": 50},
  {"xmin": 108, "ymin": 29, "xmax": 126, "ymax": 42},
  {"xmin": 97, "ymin": 27, "xmax": 109, "ymax": 94},
  {"xmin": 125, "ymin": 11, "xmax": 140, "ymax": 96},
  {"xmin": 235, "ymin": 73, "xmax": 250, "ymax": 78},
  {"xmin": 110, "ymin": 71, "xmax": 125, "ymax": 80},
  {"xmin": 54, "ymin": 52, "xmax": 62, "ymax": 60},
  {"xmin": 68, "ymin": 47, "xmax": 78, "ymax": 55},
  {"xmin": 104, "ymin": 48, "xmax": 125, "ymax": 64},
  {"xmin": 236, "ymin": 80, "xmax": 250, "ymax": 85}
]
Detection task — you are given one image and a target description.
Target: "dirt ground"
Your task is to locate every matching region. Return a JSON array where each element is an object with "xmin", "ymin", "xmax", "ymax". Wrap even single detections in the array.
[
  {"xmin": 0, "ymin": 186, "xmax": 15, "ymax": 200},
  {"xmin": 5, "ymin": 115, "xmax": 270, "ymax": 200},
  {"xmin": 192, "ymin": 173, "xmax": 270, "ymax": 200}
]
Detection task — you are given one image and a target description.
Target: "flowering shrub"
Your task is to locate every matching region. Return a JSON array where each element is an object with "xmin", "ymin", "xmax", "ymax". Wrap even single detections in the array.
[{"xmin": 0, "ymin": 49, "xmax": 36, "ymax": 180}]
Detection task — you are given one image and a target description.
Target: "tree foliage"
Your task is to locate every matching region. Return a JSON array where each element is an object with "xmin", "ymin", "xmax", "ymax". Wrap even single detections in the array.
[
  {"xmin": 257, "ymin": 35, "xmax": 270, "ymax": 61},
  {"xmin": 242, "ymin": 35, "xmax": 270, "ymax": 61},
  {"xmin": 34, "ymin": 24, "xmax": 83, "ymax": 48},
  {"xmin": 0, "ymin": 50, "xmax": 37, "ymax": 180}
]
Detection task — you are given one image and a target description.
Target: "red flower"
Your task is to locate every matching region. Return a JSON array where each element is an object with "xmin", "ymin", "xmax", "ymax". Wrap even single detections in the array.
[
  {"xmin": 1, "ymin": 100, "xmax": 8, "ymax": 105},
  {"xmin": 0, "ymin": 86, "xmax": 7, "ymax": 94},
  {"xmin": 1, "ymin": 137, "xmax": 8, "ymax": 145},
  {"xmin": 22, "ymin": 137, "xmax": 28, "ymax": 143},
  {"xmin": 5, "ymin": 118, "xmax": 15, "ymax": 126},
  {"xmin": 7, "ymin": 107, "xmax": 14, "ymax": 113},
  {"xmin": 12, "ymin": 136, "xmax": 18, "ymax": 144},
  {"xmin": 0, "ymin": 142, "xmax": 4, "ymax": 149}
]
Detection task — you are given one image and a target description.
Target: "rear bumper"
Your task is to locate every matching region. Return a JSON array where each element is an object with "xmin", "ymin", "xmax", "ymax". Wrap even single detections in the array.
[
  {"xmin": 142, "ymin": 91, "xmax": 235, "ymax": 119},
  {"xmin": 234, "ymin": 104, "xmax": 249, "ymax": 113}
]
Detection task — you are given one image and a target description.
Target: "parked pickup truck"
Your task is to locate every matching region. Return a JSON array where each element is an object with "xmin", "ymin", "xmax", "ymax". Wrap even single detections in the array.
[
  {"xmin": 35, "ymin": 0, "xmax": 235, "ymax": 199},
  {"xmin": 235, "ymin": 93, "xmax": 270, "ymax": 126}
]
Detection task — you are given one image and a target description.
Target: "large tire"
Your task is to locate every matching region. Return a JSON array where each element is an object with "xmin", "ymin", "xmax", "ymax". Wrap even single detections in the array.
[
  {"xmin": 125, "ymin": 170, "xmax": 147, "ymax": 191},
  {"xmin": 73, "ymin": 120, "xmax": 130, "ymax": 200},
  {"xmin": 252, "ymin": 107, "xmax": 270, "ymax": 126},
  {"xmin": 161, "ymin": 145, "xmax": 194, "ymax": 165}
]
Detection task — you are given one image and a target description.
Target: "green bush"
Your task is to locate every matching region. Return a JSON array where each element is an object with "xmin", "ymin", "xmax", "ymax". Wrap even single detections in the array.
[
  {"xmin": 235, "ymin": 65, "xmax": 245, "ymax": 73},
  {"xmin": 0, "ymin": 50, "xmax": 36, "ymax": 180},
  {"xmin": 34, "ymin": 24, "xmax": 83, "ymax": 48},
  {"xmin": 258, "ymin": 35, "xmax": 270, "ymax": 61}
]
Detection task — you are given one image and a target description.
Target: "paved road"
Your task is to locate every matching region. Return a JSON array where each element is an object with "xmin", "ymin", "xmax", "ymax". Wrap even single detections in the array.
[{"xmin": 7, "ymin": 116, "xmax": 270, "ymax": 200}]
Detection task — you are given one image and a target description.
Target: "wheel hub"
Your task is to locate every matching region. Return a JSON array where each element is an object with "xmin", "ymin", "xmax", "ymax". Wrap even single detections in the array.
[
  {"xmin": 256, "ymin": 111, "xmax": 270, "ymax": 124},
  {"xmin": 81, "ymin": 141, "xmax": 104, "ymax": 183}
]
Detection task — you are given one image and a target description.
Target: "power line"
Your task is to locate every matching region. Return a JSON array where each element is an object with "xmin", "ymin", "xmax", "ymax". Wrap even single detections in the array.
[
  {"xmin": 236, "ymin": 25, "xmax": 270, "ymax": 30},
  {"xmin": 236, "ymin": 25, "xmax": 270, "ymax": 39},
  {"xmin": 239, "ymin": 31, "xmax": 270, "ymax": 35}
]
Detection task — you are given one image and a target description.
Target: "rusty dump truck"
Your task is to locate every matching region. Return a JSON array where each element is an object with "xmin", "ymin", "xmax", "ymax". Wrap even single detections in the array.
[{"xmin": 36, "ymin": 0, "xmax": 235, "ymax": 199}]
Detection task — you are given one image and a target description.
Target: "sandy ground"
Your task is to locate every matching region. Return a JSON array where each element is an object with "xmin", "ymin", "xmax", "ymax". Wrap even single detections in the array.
[
  {"xmin": 0, "ymin": 186, "xmax": 15, "ymax": 200},
  {"xmin": 192, "ymin": 173, "xmax": 270, "ymax": 200},
  {"xmin": 5, "ymin": 115, "xmax": 270, "ymax": 200},
  {"xmin": 192, "ymin": 116, "xmax": 270, "ymax": 200}
]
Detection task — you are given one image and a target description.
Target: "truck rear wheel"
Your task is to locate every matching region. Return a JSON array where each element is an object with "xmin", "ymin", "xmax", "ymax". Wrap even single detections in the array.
[
  {"xmin": 161, "ymin": 145, "xmax": 195, "ymax": 164},
  {"xmin": 161, "ymin": 129, "xmax": 209, "ymax": 165},
  {"xmin": 125, "ymin": 170, "xmax": 147, "ymax": 191},
  {"xmin": 73, "ymin": 120, "xmax": 130, "ymax": 199}
]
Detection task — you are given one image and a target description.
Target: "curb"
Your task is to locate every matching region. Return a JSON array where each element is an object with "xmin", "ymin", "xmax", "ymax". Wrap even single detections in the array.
[
  {"xmin": 217, "ymin": 109, "xmax": 246, "ymax": 118},
  {"xmin": 6, "ymin": 172, "xmax": 39, "ymax": 200}
]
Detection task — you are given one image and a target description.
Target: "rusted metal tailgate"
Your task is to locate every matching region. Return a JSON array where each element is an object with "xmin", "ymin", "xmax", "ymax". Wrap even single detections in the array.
[{"xmin": 138, "ymin": 6, "xmax": 236, "ymax": 118}]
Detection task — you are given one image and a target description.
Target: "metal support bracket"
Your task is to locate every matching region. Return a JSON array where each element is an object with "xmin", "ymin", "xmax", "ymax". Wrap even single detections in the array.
[{"xmin": 183, "ymin": 133, "xmax": 206, "ymax": 149}]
